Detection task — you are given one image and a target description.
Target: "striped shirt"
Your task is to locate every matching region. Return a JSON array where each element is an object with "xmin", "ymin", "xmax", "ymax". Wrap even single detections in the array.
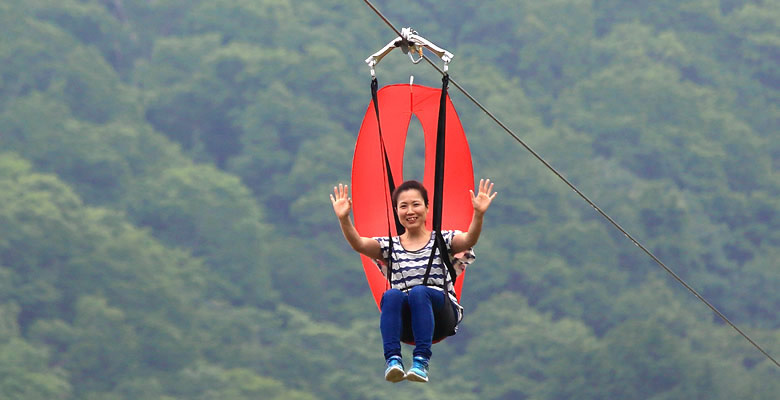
[{"xmin": 373, "ymin": 230, "xmax": 476, "ymax": 323}]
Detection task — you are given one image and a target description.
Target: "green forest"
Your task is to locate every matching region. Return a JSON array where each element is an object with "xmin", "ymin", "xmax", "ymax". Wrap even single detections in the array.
[{"xmin": 0, "ymin": 0, "xmax": 778, "ymax": 398}]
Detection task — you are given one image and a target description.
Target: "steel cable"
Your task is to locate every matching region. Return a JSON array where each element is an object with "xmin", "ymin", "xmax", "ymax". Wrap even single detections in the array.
[{"xmin": 361, "ymin": 0, "xmax": 780, "ymax": 369}]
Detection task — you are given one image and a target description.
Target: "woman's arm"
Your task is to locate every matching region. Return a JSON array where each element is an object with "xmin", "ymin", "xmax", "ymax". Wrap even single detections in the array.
[
  {"xmin": 451, "ymin": 179, "xmax": 497, "ymax": 254},
  {"xmin": 330, "ymin": 183, "xmax": 384, "ymax": 260}
]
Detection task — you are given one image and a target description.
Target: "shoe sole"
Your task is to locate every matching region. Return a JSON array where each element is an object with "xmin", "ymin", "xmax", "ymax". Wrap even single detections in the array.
[
  {"xmin": 406, "ymin": 370, "xmax": 428, "ymax": 383},
  {"xmin": 384, "ymin": 366, "xmax": 406, "ymax": 383}
]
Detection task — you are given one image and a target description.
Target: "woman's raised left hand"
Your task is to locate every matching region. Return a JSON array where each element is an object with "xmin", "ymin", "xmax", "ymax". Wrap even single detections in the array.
[{"xmin": 470, "ymin": 178, "xmax": 497, "ymax": 216}]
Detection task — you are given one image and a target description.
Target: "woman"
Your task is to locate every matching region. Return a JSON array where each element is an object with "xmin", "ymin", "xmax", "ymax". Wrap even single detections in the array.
[{"xmin": 330, "ymin": 179, "xmax": 496, "ymax": 383}]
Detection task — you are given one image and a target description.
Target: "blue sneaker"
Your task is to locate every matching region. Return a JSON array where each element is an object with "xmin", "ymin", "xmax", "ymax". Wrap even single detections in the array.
[
  {"xmin": 384, "ymin": 356, "xmax": 405, "ymax": 382},
  {"xmin": 406, "ymin": 356, "xmax": 429, "ymax": 382}
]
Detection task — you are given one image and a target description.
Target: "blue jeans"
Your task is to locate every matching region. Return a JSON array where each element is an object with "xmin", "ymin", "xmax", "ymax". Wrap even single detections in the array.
[{"xmin": 380, "ymin": 286, "xmax": 450, "ymax": 360}]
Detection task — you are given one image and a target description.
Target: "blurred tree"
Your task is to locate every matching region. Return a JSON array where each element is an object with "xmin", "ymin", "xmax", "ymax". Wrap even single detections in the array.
[
  {"xmin": 0, "ymin": 303, "xmax": 71, "ymax": 400},
  {"xmin": 455, "ymin": 292, "xmax": 598, "ymax": 399},
  {"xmin": 0, "ymin": 168, "xmax": 87, "ymax": 326},
  {"xmin": 588, "ymin": 320, "xmax": 741, "ymax": 400},
  {"xmin": 0, "ymin": 1, "xmax": 777, "ymax": 398},
  {"xmin": 722, "ymin": 2, "xmax": 780, "ymax": 91},
  {"xmin": 0, "ymin": 92, "xmax": 187, "ymax": 205},
  {"xmin": 456, "ymin": 0, "xmax": 598, "ymax": 120},
  {"xmin": 31, "ymin": 0, "xmax": 141, "ymax": 78},
  {"xmin": 593, "ymin": 0, "xmax": 723, "ymax": 35},
  {"xmin": 126, "ymin": 164, "xmax": 276, "ymax": 307},
  {"xmin": 133, "ymin": 34, "xmax": 223, "ymax": 89},
  {"xmin": 63, "ymin": 296, "xmax": 139, "ymax": 396},
  {"xmin": 716, "ymin": 1, "xmax": 780, "ymax": 152},
  {"xmin": 0, "ymin": 337, "xmax": 72, "ymax": 400},
  {"xmin": 182, "ymin": 0, "xmax": 305, "ymax": 44},
  {"xmin": 143, "ymin": 41, "xmax": 302, "ymax": 166},
  {"xmin": 0, "ymin": 0, "xmax": 71, "ymax": 111},
  {"xmin": 227, "ymin": 81, "xmax": 344, "ymax": 224},
  {"xmin": 725, "ymin": 247, "xmax": 780, "ymax": 329},
  {"xmin": 169, "ymin": 362, "xmax": 316, "ymax": 400}
]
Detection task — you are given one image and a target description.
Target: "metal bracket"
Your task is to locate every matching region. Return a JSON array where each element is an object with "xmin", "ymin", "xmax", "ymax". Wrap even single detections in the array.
[{"xmin": 366, "ymin": 27, "xmax": 453, "ymax": 76}]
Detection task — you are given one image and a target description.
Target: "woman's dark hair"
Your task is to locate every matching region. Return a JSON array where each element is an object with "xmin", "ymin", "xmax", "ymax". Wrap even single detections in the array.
[{"xmin": 392, "ymin": 180, "xmax": 429, "ymax": 208}]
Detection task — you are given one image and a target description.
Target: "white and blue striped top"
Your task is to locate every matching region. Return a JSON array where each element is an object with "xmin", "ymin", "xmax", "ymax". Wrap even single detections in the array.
[{"xmin": 373, "ymin": 230, "xmax": 476, "ymax": 322}]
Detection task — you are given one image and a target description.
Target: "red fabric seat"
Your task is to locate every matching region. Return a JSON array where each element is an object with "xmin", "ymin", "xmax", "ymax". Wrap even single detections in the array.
[{"xmin": 351, "ymin": 83, "xmax": 474, "ymax": 309}]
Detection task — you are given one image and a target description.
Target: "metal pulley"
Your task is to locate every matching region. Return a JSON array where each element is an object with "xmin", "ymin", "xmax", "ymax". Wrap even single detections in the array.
[{"xmin": 365, "ymin": 27, "xmax": 453, "ymax": 76}]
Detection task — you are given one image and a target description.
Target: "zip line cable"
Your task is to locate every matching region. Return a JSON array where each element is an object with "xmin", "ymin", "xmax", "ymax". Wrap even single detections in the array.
[{"xmin": 360, "ymin": 0, "xmax": 779, "ymax": 369}]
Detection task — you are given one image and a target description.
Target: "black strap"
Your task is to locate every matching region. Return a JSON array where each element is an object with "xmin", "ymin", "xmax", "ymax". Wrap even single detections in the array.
[
  {"xmin": 422, "ymin": 74, "xmax": 458, "ymax": 287},
  {"xmin": 372, "ymin": 75, "xmax": 457, "ymax": 290},
  {"xmin": 421, "ymin": 74, "xmax": 459, "ymax": 341},
  {"xmin": 371, "ymin": 78, "xmax": 405, "ymax": 284},
  {"xmin": 371, "ymin": 78, "xmax": 405, "ymax": 237}
]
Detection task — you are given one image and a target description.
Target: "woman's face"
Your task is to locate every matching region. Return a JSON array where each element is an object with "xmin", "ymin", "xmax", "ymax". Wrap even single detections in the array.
[{"xmin": 396, "ymin": 189, "xmax": 428, "ymax": 230}]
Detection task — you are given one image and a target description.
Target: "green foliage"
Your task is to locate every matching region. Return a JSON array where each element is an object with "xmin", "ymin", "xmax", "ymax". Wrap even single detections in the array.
[
  {"xmin": 0, "ymin": 1, "xmax": 778, "ymax": 398},
  {"xmin": 182, "ymin": 0, "xmax": 304, "ymax": 44},
  {"xmin": 126, "ymin": 164, "xmax": 275, "ymax": 306},
  {"xmin": 0, "ymin": 303, "xmax": 72, "ymax": 400},
  {"xmin": 0, "ymin": 92, "xmax": 186, "ymax": 204},
  {"xmin": 0, "ymin": 338, "xmax": 72, "ymax": 400},
  {"xmin": 0, "ymin": 168, "xmax": 86, "ymax": 323},
  {"xmin": 63, "ymin": 296, "xmax": 140, "ymax": 394},
  {"xmin": 30, "ymin": 0, "xmax": 145, "ymax": 77},
  {"xmin": 455, "ymin": 292, "xmax": 599, "ymax": 398}
]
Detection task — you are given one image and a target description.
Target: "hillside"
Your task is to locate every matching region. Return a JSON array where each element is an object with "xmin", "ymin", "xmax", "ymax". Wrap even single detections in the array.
[{"xmin": 0, "ymin": 0, "xmax": 778, "ymax": 398}]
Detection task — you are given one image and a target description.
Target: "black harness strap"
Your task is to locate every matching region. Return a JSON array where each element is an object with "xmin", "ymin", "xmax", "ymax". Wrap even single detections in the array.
[
  {"xmin": 371, "ymin": 78, "xmax": 405, "ymax": 237},
  {"xmin": 423, "ymin": 73, "xmax": 457, "ymax": 287},
  {"xmin": 420, "ymin": 73, "xmax": 459, "ymax": 342},
  {"xmin": 371, "ymin": 78, "xmax": 404, "ymax": 284}
]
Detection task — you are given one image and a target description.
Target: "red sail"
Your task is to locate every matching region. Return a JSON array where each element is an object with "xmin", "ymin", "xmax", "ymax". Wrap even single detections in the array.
[{"xmin": 351, "ymin": 83, "xmax": 474, "ymax": 309}]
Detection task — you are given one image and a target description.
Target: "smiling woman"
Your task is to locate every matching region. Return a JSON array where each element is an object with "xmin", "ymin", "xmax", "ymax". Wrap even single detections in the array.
[
  {"xmin": 393, "ymin": 180, "xmax": 429, "ymax": 235},
  {"xmin": 330, "ymin": 176, "xmax": 495, "ymax": 383},
  {"xmin": 328, "ymin": 72, "xmax": 498, "ymax": 383}
]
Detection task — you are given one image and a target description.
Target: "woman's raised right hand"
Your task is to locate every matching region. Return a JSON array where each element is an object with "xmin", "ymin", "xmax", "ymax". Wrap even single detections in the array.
[{"xmin": 330, "ymin": 183, "xmax": 352, "ymax": 219}]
